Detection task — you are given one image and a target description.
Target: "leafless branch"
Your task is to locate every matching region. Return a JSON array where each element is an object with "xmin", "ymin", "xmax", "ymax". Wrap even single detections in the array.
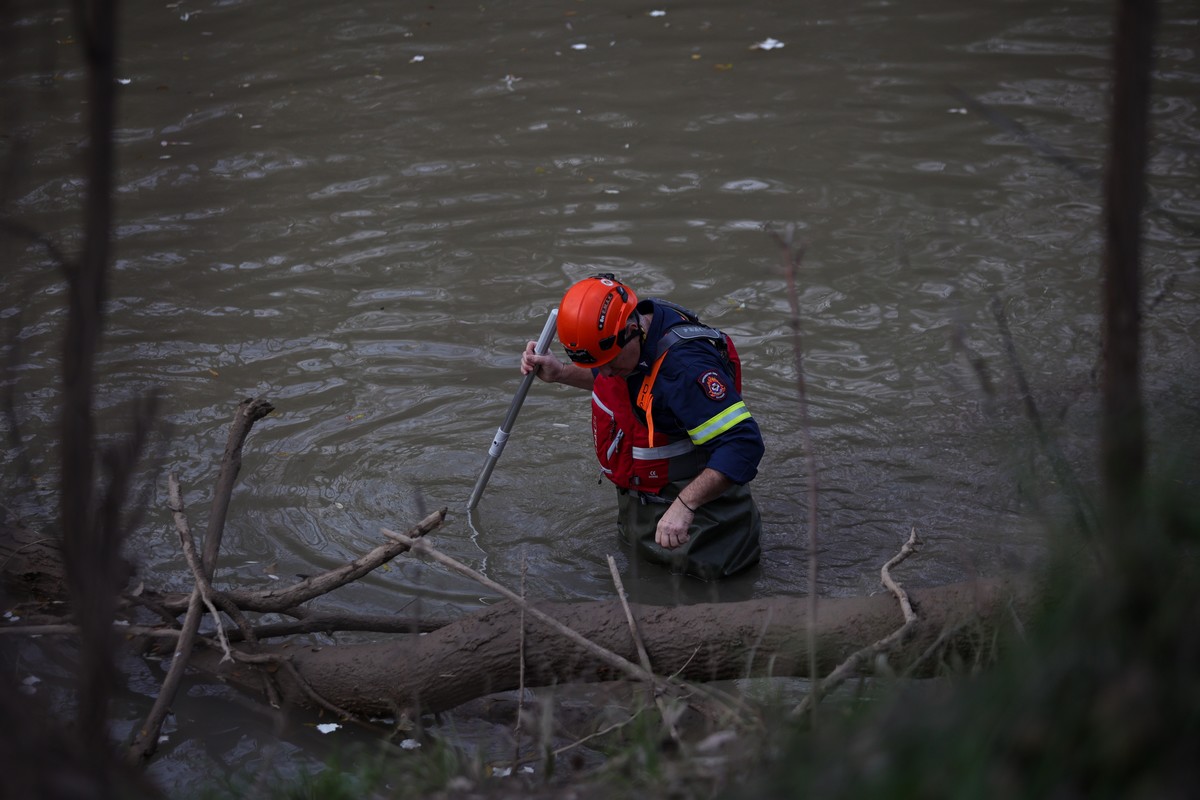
[
  {"xmin": 791, "ymin": 527, "xmax": 921, "ymax": 720},
  {"xmin": 168, "ymin": 474, "xmax": 232, "ymax": 661},
  {"xmin": 127, "ymin": 398, "xmax": 275, "ymax": 764},
  {"xmin": 768, "ymin": 224, "xmax": 822, "ymax": 727},
  {"xmin": 990, "ymin": 296, "xmax": 1098, "ymax": 544},
  {"xmin": 608, "ymin": 554, "xmax": 680, "ymax": 743}
]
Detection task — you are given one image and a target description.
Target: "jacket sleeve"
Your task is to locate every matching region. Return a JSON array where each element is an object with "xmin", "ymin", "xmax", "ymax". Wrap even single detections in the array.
[{"xmin": 654, "ymin": 341, "xmax": 764, "ymax": 485}]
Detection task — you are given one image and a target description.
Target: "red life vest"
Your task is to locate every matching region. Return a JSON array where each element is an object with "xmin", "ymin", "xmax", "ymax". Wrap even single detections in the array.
[{"xmin": 590, "ymin": 325, "xmax": 742, "ymax": 494}]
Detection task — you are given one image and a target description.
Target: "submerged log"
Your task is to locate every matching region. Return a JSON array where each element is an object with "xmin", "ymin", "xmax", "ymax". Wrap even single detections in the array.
[{"xmin": 194, "ymin": 577, "xmax": 1032, "ymax": 717}]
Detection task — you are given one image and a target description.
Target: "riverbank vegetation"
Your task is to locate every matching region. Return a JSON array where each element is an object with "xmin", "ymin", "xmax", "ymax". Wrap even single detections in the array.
[{"xmin": 219, "ymin": 473, "xmax": 1200, "ymax": 800}]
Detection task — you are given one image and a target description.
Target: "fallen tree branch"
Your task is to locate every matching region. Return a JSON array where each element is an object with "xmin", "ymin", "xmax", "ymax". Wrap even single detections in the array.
[
  {"xmin": 226, "ymin": 611, "xmax": 446, "ymax": 641},
  {"xmin": 123, "ymin": 508, "xmax": 448, "ymax": 761},
  {"xmin": 169, "ymin": 473, "xmax": 232, "ymax": 662},
  {"xmin": 220, "ymin": 649, "xmax": 355, "ymax": 721},
  {"xmin": 202, "ymin": 397, "xmax": 274, "ymax": 574},
  {"xmin": 188, "ymin": 576, "xmax": 1029, "ymax": 718},
  {"xmin": 791, "ymin": 527, "xmax": 922, "ymax": 720},
  {"xmin": 140, "ymin": 508, "xmax": 449, "ymax": 616},
  {"xmin": 385, "ymin": 530, "xmax": 755, "ymax": 727},
  {"xmin": 608, "ymin": 554, "xmax": 680, "ymax": 743},
  {"xmin": 383, "ymin": 529, "xmax": 661, "ymax": 689},
  {"xmin": 880, "ymin": 527, "xmax": 920, "ymax": 625},
  {"xmin": 127, "ymin": 399, "xmax": 273, "ymax": 765},
  {"xmin": 5, "ymin": 526, "xmax": 1033, "ymax": 723}
]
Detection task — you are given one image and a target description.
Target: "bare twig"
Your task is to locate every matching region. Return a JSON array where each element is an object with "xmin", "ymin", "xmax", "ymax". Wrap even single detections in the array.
[
  {"xmin": 0, "ymin": 624, "xmax": 87, "ymax": 637},
  {"xmin": 202, "ymin": 397, "xmax": 274, "ymax": 575},
  {"xmin": 179, "ymin": 636, "xmax": 352, "ymax": 721},
  {"xmin": 990, "ymin": 296, "xmax": 1098, "ymax": 544},
  {"xmin": 124, "ymin": 506, "xmax": 447, "ymax": 762},
  {"xmin": 744, "ymin": 605, "xmax": 775, "ymax": 679},
  {"xmin": 384, "ymin": 528, "xmax": 658, "ymax": 687},
  {"xmin": 146, "ymin": 508, "xmax": 449, "ymax": 616},
  {"xmin": 55, "ymin": 0, "xmax": 125, "ymax": 772},
  {"xmin": 768, "ymin": 224, "xmax": 821, "ymax": 727},
  {"xmin": 513, "ymin": 553, "xmax": 528, "ymax": 769},
  {"xmin": 1, "ymin": 301, "xmax": 51, "ymax": 524},
  {"xmin": 791, "ymin": 528, "xmax": 921, "ymax": 720},
  {"xmin": 949, "ymin": 320, "xmax": 997, "ymax": 416},
  {"xmin": 0, "ymin": 219, "xmax": 74, "ymax": 269},
  {"xmin": 210, "ymin": 592, "xmax": 280, "ymax": 709},
  {"xmin": 167, "ymin": 474, "xmax": 232, "ymax": 662},
  {"xmin": 880, "ymin": 527, "xmax": 920, "ymax": 624},
  {"xmin": 126, "ymin": 568, "xmax": 205, "ymax": 761},
  {"xmin": 386, "ymin": 529, "xmax": 752, "ymax": 728},
  {"xmin": 945, "ymin": 86, "xmax": 1101, "ymax": 186},
  {"xmin": 608, "ymin": 555, "xmax": 679, "ymax": 743},
  {"xmin": 1100, "ymin": 0, "xmax": 1154, "ymax": 539},
  {"xmin": 127, "ymin": 398, "xmax": 274, "ymax": 764},
  {"xmin": 224, "ymin": 612, "xmax": 445, "ymax": 641},
  {"xmin": 512, "ymin": 706, "xmax": 655, "ymax": 767},
  {"xmin": 606, "ymin": 556, "xmax": 655, "ymax": 678}
]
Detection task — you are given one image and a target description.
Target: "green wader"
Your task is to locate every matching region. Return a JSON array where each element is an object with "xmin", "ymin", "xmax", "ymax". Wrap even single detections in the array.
[{"xmin": 616, "ymin": 478, "xmax": 762, "ymax": 581}]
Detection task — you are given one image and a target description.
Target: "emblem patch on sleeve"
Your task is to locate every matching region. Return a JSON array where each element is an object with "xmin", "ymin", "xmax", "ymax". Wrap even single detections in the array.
[{"xmin": 697, "ymin": 371, "xmax": 728, "ymax": 401}]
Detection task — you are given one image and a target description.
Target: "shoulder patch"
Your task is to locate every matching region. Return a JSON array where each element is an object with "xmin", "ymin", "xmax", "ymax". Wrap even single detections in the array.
[{"xmin": 697, "ymin": 370, "xmax": 727, "ymax": 401}]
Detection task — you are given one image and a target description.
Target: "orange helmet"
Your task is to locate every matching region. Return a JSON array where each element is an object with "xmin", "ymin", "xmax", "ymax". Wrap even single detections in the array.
[{"xmin": 557, "ymin": 274, "xmax": 639, "ymax": 366}]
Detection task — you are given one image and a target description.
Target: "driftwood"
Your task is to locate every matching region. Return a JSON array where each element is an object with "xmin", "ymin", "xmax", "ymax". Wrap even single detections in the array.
[
  {"xmin": 4, "ymin": 516, "xmax": 1032, "ymax": 723},
  {"xmin": 190, "ymin": 573, "xmax": 1028, "ymax": 718}
]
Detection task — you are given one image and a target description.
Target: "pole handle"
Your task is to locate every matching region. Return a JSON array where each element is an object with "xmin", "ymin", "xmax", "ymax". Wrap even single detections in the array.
[{"xmin": 467, "ymin": 308, "xmax": 559, "ymax": 510}]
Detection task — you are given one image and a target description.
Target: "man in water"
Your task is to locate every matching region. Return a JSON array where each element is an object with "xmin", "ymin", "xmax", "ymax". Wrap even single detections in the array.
[{"xmin": 521, "ymin": 274, "xmax": 763, "ymax": 580}]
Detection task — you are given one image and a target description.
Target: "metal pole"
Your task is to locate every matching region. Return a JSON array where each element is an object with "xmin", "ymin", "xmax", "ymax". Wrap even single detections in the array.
[{"xmin": 467, "ymin": 308, "xmax": 559, "ymax": 510}]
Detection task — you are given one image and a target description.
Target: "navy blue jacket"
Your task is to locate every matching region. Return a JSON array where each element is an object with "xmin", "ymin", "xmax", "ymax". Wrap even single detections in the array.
[{"xmin": 625, "ymin": 299, "xmax": 764, "ymax": 485}]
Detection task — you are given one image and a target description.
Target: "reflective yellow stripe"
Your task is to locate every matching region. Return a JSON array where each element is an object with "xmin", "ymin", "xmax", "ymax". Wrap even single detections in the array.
[{"xmin": 687, "ymin": 401, "xmax": 751, "ymax": 445}]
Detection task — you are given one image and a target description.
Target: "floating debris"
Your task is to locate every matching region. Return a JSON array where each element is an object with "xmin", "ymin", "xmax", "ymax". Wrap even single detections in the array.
[
  {"xmin": 400, "ymin": 738, "xmax": 422, "ymax": 750},
  {"xmin": 316, "ymin": 723, "xmax": 341, "ymax": 734},
  {"xmin": 649, "ymin": 10, "xmax": 667, "ymax": 17},
  {"xmin": 751, "ymin": 37, "xmax": 785, "ymax": 51}
]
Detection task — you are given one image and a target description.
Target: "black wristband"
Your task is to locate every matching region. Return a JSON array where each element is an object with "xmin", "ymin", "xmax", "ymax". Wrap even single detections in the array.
[{"xmin": 677, "ymin": 497, "xmax": 696, "ymax": 513}]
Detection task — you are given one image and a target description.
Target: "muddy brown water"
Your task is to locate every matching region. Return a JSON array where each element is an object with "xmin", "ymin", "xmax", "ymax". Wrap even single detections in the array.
[{"xmin": 3, "ymin": 0, "xmax": 1198, "ymax": 790}]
